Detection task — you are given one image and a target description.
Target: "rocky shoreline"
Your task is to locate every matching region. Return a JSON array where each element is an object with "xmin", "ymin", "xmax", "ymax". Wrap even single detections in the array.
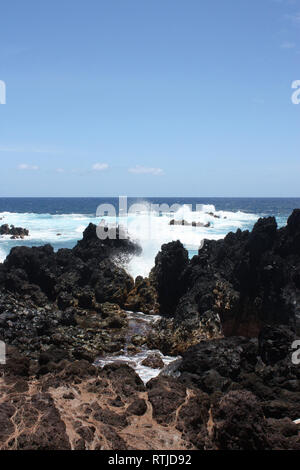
[
  {"xmin": 0, "ymin": 224, "xmax": 29, "ymax": 239},
  {"xmin": 0, "ymin": 211, "xmax": 300, "ymax": 450}
]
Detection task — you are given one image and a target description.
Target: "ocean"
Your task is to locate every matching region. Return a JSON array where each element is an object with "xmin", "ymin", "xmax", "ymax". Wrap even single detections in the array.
[{"xmin": 0, "ymin": 197, "xmax": 299, "ymax": 278}]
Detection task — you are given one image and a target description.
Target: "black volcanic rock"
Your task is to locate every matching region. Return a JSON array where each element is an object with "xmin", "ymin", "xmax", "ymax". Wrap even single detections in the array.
[
  {"xmin": 0, "ymin": 224, "xmax": 140, "ymax": 305},
  {"xmin": 150, "ymin": 210, "xmax": 300, "ymax": 337},
  {"xmin": 178, "ymin": 325, "xmax": 300, "ymax": 421},
  {"xmin": 0, "ymin": 223, "xmax": 141, "ymax": 361},
  {"xmin": 150, "ymin": 240, "xmax": 189, "ymax": 316},
  {"xmin": 258, "ymin": 324, "xmax": 296, "ymax": 366},
  {"xmin": 0, "ymin": 224, "xmax": 29, "ymax": 238},
  {"xmin": 179, "ymin": 336, "xmax": 259, "ymax": 389},
  {"xmin": 73, "ymin": 223, "xmax": 141, "ymax": 263}
]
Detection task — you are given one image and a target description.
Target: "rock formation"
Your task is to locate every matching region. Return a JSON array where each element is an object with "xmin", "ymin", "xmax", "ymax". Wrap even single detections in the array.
[
  {"xmin": 169, "ymin": 219, "xmax": 210, "ymax": 228},
  {"xmin": 151, "ymin": 210, "xmax": 300, "ymax": 338},
  {"xmin": 0, "ymin": 325, "xmax": 299, "ymax": 450},
  {"xmin": 0, "ymin": 213, "xmax": 300, "ymax": 450},
  {"xmin": 0, "ymin": 224, "xmax": 141, "ymax": 361},
  {"xmin": 0, "ymin": 224, "xmax": 29, "ymax": 239}
]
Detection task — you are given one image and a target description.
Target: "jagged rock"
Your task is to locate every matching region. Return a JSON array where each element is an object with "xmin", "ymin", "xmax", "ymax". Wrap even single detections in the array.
[
  {"xmin": 1, "ymin": 224, "xmax": 139, "ymax": 309},
  {"xmin": 0, "ymin": 224, "xmax": 29, "ymax": 238},
  {"xmin": 0, "ymin": 213, "xmax": 299, "ymax": 450},
  {"xmin": 125, "ymin": 276, "xmax": 159, "ymax": 315},
  {"xmin": 0, "ymin": 343, "xmax": 299, "ymax": 450},
  {"xmin": 258, "ymin": 325, "xmax": 295, "ymax": 365},
  {"xmin": 0, "ymin": 224, "xmax": 142, "ymax": 361},
  {"xmin": 73, "ymin": 223, "xmax": 142, "ymax": 263},
  {"xmin": 179, "ymin": 326, "xmax": 300, "ymax": 422},
  {"xmin": 147, "ymin": 376, "xmax": 187, "ymax": 424},
  {"xmin": 208, "ymin": 390, "xmax": 300, "ymax": 450},
  {"xmin": 150, "ymin": 240, "xmax": 189, "ymax": 316},
  {"xmin": 180, "ymin": 336, "xmax": 259, "ymax": 384},
  {"xmin": 151, "ymin": 210, "xmax": 300, "ymax": 337},
  {"xmin": 126, "ymin": 399, "xmax": 147, "ymax": 416},
  {"xmin": 141, "ymin": 353, "xmax": 164, "ymax": 369}
]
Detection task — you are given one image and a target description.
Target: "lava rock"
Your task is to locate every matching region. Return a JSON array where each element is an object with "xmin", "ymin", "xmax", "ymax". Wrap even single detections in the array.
[
  {"xmin": 127, "ymin": 399, "xmax": 147, "ymax": 416},
  {"xmin": 150, "ymin": 240, "xmax": 189, "ymax": 316},
  {"xmin": 141, "ymin": 353, "xmax": 164, "ymax": 369}
]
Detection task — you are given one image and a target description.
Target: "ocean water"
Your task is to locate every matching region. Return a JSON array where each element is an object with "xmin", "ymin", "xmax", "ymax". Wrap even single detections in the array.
[{"xmin": 0, "ymin": 197, "xmax": 299, "ymax": 278}]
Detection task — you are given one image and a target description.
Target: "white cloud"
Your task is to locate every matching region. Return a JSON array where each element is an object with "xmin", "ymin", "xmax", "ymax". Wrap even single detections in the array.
[
  {"xmin": 92, "ymin": 163, "xmax": 109, "ymax": 171},
  {"xmin": 280, "ymin": 41, "xmax": 296, "ymax": 48},
  {"xmin": 56, "ymin": 168, "xmax": 65, "ymax": 173},
  {"xmin": 128, "ymin": 165, "xmax": 164, "ymax": 176},
  {"xmin": 17, "ymin": 163, "xmax": 39, "ymax": 171}
]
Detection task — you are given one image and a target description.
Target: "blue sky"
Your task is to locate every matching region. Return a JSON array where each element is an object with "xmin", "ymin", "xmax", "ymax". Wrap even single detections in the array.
[{"xmin": 0, "ymin": 0, "xmax": 299, "ymax": 197}]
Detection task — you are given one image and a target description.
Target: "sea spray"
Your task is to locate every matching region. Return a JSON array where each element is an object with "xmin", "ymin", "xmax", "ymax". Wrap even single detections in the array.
[{"xmin": 0, "ymin": 204, "xmax": 271, "ymax": 277}]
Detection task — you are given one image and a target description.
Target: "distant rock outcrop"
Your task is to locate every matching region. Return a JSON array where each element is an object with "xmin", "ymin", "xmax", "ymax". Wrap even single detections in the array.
[
  {"xmin": 0, "ymin": 224, "xmax": 29, "ymax": 239},
  {"xmin": 169, "ymin": 219, "xmax": 211, "ymax": 228}
]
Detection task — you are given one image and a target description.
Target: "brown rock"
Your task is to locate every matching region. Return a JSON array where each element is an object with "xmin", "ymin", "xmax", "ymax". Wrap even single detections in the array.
[{"xmin": 141, "ymin": 353, "xmax": 164, "ymax": 369}]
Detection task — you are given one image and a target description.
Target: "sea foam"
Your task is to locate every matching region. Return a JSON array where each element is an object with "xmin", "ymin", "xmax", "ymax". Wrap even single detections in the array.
[{"xmin": 0, "ymin": 206, "xmax": 260, "ymax": 277}]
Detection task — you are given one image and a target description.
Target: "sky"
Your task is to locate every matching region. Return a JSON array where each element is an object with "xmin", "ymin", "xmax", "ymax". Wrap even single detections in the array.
[{"xmin": 0, "ymin": 0, "xmax": 299, "ymax": 197}]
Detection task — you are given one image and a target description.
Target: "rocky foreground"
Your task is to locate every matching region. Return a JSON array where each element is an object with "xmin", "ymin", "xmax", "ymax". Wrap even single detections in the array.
[{"xmin": 0, "ymin": 211, "xmax": 300, "ymax": 450}]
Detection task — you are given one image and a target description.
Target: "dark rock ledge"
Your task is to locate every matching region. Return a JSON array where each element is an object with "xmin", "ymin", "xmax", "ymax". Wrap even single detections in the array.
[
  {"xmin": 0, "ymin": 224, "xmax": 29, "ymax": 239},
  {"xmin": 0, "ymin": 213, "xmax": 300, "ymax": 450},
  {"xmin": 149, "ymin": 209, "xmax": 300, "ymax": 354}
]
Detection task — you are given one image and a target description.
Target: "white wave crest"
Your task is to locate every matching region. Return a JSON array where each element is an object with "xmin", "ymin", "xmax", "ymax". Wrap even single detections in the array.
[{"xmin": 0, "ymin": 206, "xmax": 261, "ymax": 277}]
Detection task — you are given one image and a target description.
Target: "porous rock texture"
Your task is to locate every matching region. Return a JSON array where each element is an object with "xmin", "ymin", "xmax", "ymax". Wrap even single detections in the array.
[{"xmin": 148, "ymin": 210, "xmax": 300, "ymax": 353}]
